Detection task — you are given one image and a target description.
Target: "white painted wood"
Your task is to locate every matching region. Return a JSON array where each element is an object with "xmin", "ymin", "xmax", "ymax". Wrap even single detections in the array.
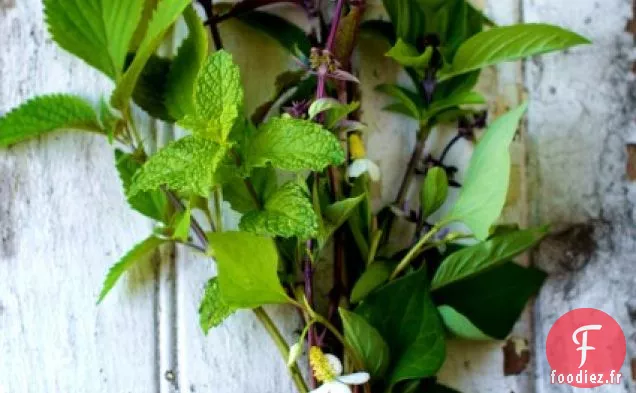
[
  {"xmin": 0, "ymin": 1, "xmax": 159, "ymax": 393},
  {"xmin": 524, "ymin": 0, "xmax": 635, "ymax": 392}
]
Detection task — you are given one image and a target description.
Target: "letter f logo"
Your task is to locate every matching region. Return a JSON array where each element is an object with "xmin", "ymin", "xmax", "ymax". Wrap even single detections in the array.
[{"xmin": 572, "ymin": 324, "xmax": 602, "ymax": 368}]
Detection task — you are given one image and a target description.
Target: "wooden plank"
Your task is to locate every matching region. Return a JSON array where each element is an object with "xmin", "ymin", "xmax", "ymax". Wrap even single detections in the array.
[
  {"xmin": 523, "ymin": 0, "xmax": 636, "ymax": 392},
  {"xmin": 0, "ymin": 1, "xmax": 159, "ymax": 392}
]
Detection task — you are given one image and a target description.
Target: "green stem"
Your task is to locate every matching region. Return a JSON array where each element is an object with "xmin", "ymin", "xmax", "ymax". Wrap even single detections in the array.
[
  {"xmin": 253, "ymin": 307, "xmax": 309, "ymax": 393},
  {"xmin": 214, "ymin": 186, "xmax": 224, "ymax": 232},
  {"xmin": 390, "ymin": 222, "xmax": 446, "ymax": 280}
]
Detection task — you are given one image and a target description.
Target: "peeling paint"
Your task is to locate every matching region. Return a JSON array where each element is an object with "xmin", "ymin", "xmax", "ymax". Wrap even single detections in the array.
[{"xmin": 503, "ymin": 338, "xmax": 530, "ymax": 376}]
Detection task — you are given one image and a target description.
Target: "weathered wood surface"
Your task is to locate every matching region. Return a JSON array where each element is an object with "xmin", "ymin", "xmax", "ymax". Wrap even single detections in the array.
[{"xmin": 0, "ymin": 0, "xmax": 633, "ymax": 392}]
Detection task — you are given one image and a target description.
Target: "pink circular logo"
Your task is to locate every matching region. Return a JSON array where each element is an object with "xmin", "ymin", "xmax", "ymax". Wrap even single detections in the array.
[{"xmin": 546, "ymin": 308, "xmax": 626, "ymax": 388}]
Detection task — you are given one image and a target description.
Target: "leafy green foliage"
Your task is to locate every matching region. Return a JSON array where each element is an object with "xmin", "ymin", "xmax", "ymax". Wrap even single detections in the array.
[
  {"xmin": 386, "ymin": 39, "xmax": 433, "ymax": 69},
  {"xmin": 43, "ymin": 0, "xmax": 144, "ymax": 79},
  {"xmin": 208, "ymin": 231, "xmax": 290, "ymax": 308},
  {"xmin": 223, "ymin": 166, "xmax": 277, "ymax": 213},
  {"xmin": 245, "ymin": 117, "xmax": 345, "ymax": 172},
  {"xmin": 382, "ymin": 0, "xmax": 425, "ymax": 45},
  {"xmin": 178, "ymin": 51, "xmax": 244, "ymax": 143},
  {"xmin": 114, "ymin": 149, "xmax": 167, "ymax": 222},
  {"xmin": 422, "ymin": 91, "xmax": 485, "ymax": 123},
  {"xmin": 420, "ymin": 167, "xmax": 448, "ymax": 219},
  {"xmin": 238, "ymin": 11, "xmax": 311, "ymax": 56},
  {"xmin": 350, "ymin": 260, "xmax": 394, "ymax": 304},
  {"xmin": 447, "ymin": 103, "xmax": 527, "ymax": 239},
  {"xmin": 340, "ymin": 308, "xmax": 391, "ymax": 379},
  {"xmin": 129, "ymin": 136, "xmax": 227, "ymax": 197},
  {"xmin": 98, "ymin": 235, "xmax": 166, "ymax": 303},
  {"xmin": 438, "ymin": 305, "xmax": 492, "ymax": 340},
  {"xmin": 171, "ymin": 207, "xmax": 192, "ymax": 242},
  {"xmin": 199, "ymin": 277, "xmax": 235, "ymax": 334},
  {"xmin": 0, "ymin": 95, "xmax": 102, "ymax": 146},
  {"xmin": 376, "ymin": 84, "xmax": 423, "ymax": 120},
  {"xmin": 439, "ymin": 24, "xmax": 590, "ymax": 80},
  {"xmin": 433, "ymin": 262, "xmax": 547, "ymax": 339},
  {"xmin": 240, "ymin": 182, "xmax": 318, "ymax": 239},
  {"xmin": 357, "ymin": 269, "xmax": 446, "ymax": 386},
  {"xmin": 165, "ymin": 5, "xmax": 209, "ymax": 120},
  {"xmin": 111, "ymin": 0, "xmax": 191, "ymax": 109},
  {"xmin": 319, "ymin": 195, "xmax": 365, "ymax": 246},
  {"xmin": 431, "ymin": 226, "xmax": 548, "ymax": 290},
  {"xmin": 126, "ymin": 54, "xmax": 174, "ymax": 121}
]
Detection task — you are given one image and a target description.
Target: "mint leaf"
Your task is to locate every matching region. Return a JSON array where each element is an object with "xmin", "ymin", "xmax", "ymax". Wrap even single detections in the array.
[
  {"xmin": 129, "ymin": 136, "xmax": 227, "ymax": 197},
  {"xmin": 385, "ymin": 39, "xmax": 433, "ymax": 69},
  {"xmin": 350, "ymin": 260, "xmax": 394, "ymax": 304},
  {"xmin": 44, "ymin": 0, "xmax": 144, "ymax": 79},
  {"xmin": 447, "ymin": 103, "xmax": 527, "ymax": 239},
  {"xmin": 199, "ymin": 277, "xmax": 235, "ymax": 334},
  {"xmin": 339, "ymin": 308, "xmax": 391, "ymax": 379},
  {"xmin": 112, "ymin": 0, "xmax": 191, "ymax": 109},
  {"xmin": 98, "ymin": 235, "xmax": 166, "ymax": 303},
  {"xmin": 240, "ymin": 182, "xmax": 318, "ymax": 239},
  {"xmin": 165, "ymin": 5, "xmax": 209, "ymax": 120},
  {"xmin": 440, "ymin": 24, "xmax": 590, "ymax": 80},
  {"xmin": 223, "ymin": 166, "xmax": 277, "ymax": 214},
  {"xmin": 246, "ymin": 117, "xmax": 345, "ymax": 172},
  {"xmin": 437, "ymin": 305, "xmax": 492, "ymax": 340},
  {"xmin": 356, "ymin": 269, "xmax": 446, "ymax": 386},
  {"xmin": 420, "ymin": 167, "xmax": 448, "ymax": 219},
  {"xmin": 433, "ymin": 262, "xmax": 546, "ymax": 339},
  {"xmin": 319, "ymin": 195, "xmax": 365, "ymax": 246},
  {"xmin": 431, "ymin": 226, "xmax": 548, "ymax": 290},
  {"xmin": 114, "ymin": 149, "xmax": 167, "ymax": 222},
  {"xmin": 0, "ymin": 95, "xmax": 101, "ymax": 146},
  {"xmin": 178, "ymin": 51, "xmax": 244, "ymax": 142},
  {"xmin": 207, "ymin": 231, "xmax": 290, "ymax": 308}
]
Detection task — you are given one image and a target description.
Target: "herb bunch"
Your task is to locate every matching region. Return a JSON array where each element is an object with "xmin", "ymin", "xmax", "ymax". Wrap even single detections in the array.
[{"xmin": 0, "ymin": 0, "xmax": 590, "ymax": 392}]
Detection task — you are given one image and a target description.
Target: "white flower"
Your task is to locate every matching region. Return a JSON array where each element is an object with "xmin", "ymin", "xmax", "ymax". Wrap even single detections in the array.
[
  {"xmin": 348, "ymin": 158, "xmax": 381, "ymax": 182},
  {"xmin": 309, "ymin": 347, "xmax": 370, "ymax": 393}
]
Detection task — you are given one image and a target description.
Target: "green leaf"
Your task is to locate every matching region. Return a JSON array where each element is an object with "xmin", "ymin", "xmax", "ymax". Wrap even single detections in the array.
[
  {"xmin": 447, "ymin": 103, "xmax": 527, "ymax": 239},
  {"xmin": 126, "ymin": 54, "xmax": 174, "ymax": 121},
  {"xmin": 0, "ymin": 95, "xmax": 101, "ymax": 146},
  {"xmin": 165, "ymin": 5, "xmax": 209, "ymax": 120},
  {"xmin": 245, "ymin": 117, "xmax": 345, "ymax": 172},
  {"xmin": 356, "ymin": 269, "xmax": 446, "ymax": 386},
  {"xmin": 339, "ymin": 308, "xmax": 391, "ymax": 379},
  {"xmin": 171, "ymin": 207, "xmax": 191, "ymax": 242},
  {"xmin": 111, "ymin": 0, "xmax": 191, "ymax": 109},
  {"xmin": 376, "ymin": 84, "xmax": 423, "ymax": 120},
  {"xmin": 129, "ymin": 136, "xmax": 227, "ymax": 197},
  {"xmin": 382, "ymin": 0, "xmax": 425, "ymax": 45},
  {"xmin": 385, "ymin": 39, "xmax": 433, "ymax": 69},
  {"xmin": 350, "ymin": 260, "xmax": 395, "ymax": 304},
  {"xmin": 420, "ymin": 167, "xmax": 448, "ymax": 219},
  {"xmin": 440, "ymin": 24, "xmax": 590, "ymax": 80},
  {"xmin": 207, "ymin": 231, "xmax": 290, "ymax": 308},
  {"xmin": 223, "ymin": 166, "xmax": 277, "ymax": 214},
  {"xmin": 178, "ymin": 51, "xmax": 244, "ymax": 142},
  {"xmin": 438, "ymin": 305, "xmax": 492, "ymax": 340},
  {"xmin": 431, "ymin": 226, "xmax": 548, "ymax": 290},
  {"xmin": 114, "ymin": 149, "xmax": 167, "ymax": 222},
  {"xmin": 199, "ymin": 277, "xmax": 235, "ymax": 334},
  {"xmin": 240, "ymin": 182, "xmax": 318, "ymax": 239},
  {"xmin": 423, "ymin": 91, "xmax": 486, "ymax": 123},
  {"xmin": 238, "ymin": 11, "xmax": 311, "ymax": 56},
  {"xmin": 319, "ymin": 194, "xmax": 365, "ymax": 246},
  {"xmin": 433, "ymin": 262, "xmax": 546, "ymax": 339},
  {"xmin": 129, "ymin": 0, "xmax": 159, "ymax": 50},
  {"xmin": 308, "ymin": 98, "xmax": 342, "ymax": 121},
  {"xmin": 98, "ymin": 235, "xmax": 166, "ymax": 303},
  {"xmin": 44, "ymin": 0, "xmax": 144, "ymax": 79}
]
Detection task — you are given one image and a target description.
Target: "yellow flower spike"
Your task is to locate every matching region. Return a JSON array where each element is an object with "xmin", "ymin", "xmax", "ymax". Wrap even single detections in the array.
[
  {"xmin": 309, "ymin": 346, "xmax": 336, "ymax": 382},
  {"xmin": 349, "ymin": 133, "xmax": 366, "ymax": 160}
]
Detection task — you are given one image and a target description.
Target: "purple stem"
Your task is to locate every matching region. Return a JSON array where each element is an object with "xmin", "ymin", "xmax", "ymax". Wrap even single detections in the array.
[
  {"xmin": 325, "ymin": 0, "xmax": 346, "ymax": 52},
  {"xmin": 304, "ymin": 239, "xmax": 316, "ymax": 388}
]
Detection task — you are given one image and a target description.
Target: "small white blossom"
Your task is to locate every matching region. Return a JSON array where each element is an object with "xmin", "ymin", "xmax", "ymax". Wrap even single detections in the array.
[
  {"xmin": 309, "ymin": 347, "xmax": 370, "ymax": 393},
  {"xmin": 348, "ymin": 158, "xmax": 381, "ymax": 182}
]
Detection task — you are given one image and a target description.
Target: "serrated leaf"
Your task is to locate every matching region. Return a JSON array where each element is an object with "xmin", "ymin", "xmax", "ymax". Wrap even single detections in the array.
[
  {"xmin": 44, "ymin": 0, "xmax": 145, "ymax": 79},
  {"xmin": 0, "ymin": 95, "xmax": 101, "ymax": 146},
  {"xmin": 385, "ymin": 39, "xmax": 433, "ymax": 69},
  {"xmin": 178, "ymin": 51, "xmax": 244, "ymax": 142},
  {"xmin": 111, "ymin": 0, "xmax": 191, "ymax": 109},
  {"xmin": 420, "ymin": 167, "xmax": 448, "ymax": 218},
  {"xmin": 97, "ymin": 236, "xmax": 166, "ymax": 303},
  {"xmin": 129, "ymin": 136, "xmax": 227, "ymax": 197},
  {"xmin": 339, "ymin": 308, "xmax": 391, "ymax": 379},
  {"xmin": 129, "ymin": 0, "xmax": 159, "ymax": 50},
  {"xmin": 240, "ymin": 182, "xmax": 318, "ymax": 239},
  {"xmin": 376, "ymin": 84, "xmax": 423, "ymax": 120},
  {"xmin": 431, "ymin": 226, "xmax": 548, "ymax": 290},
  {"xmin": 350, "ymin": 260, "xmax": 394, "ymax": 304},
  {"xmin": 207, "ymin": 231, "xmax": 290, "ymax": 308},
  {"xmin": 114, "ymin": 149, "xmax": 167, "ymax": 222},
  {"xmin": 237, "ymin": 11, "xmax": 311, "ymax": 56},
  {"xmin": 439, "ymin": 23, "xmax": 590, "ymax": 80},
  {"xmin": 319, "ymin": 195, "xmax": 365, "ymax": 246},
  {"xmin": 447, "ymin": 103, "xmax": 527, "ymax": 239},
  {"xmin": 199, "ymin": 277, "xmax": 235, "ymax": 334},
  {"xmin": 245, "ymin": 117, "xmax": 345, "ymax": 172},
  {"xmin": 438, "ymin": 305, "xmax": 492, "ymax": 340},
  {"xmin": 165, "ymin": 5, "xmax": 209, "ymax": 120},
  {"xmin": 223, "ymin": 166, "xmax": 277, "ymax": 214}
]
